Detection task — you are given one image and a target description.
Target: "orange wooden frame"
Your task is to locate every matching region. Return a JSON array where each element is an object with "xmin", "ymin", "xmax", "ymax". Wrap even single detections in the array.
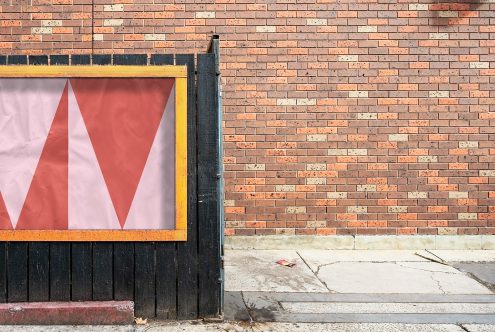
[{"xmin": 0, "ymin": 66, "xmax": 187, "ymax": 241}]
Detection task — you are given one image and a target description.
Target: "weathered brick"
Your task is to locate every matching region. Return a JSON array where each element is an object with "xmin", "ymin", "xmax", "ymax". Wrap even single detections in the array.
[
  {"xmin": 458, "ymin": 213, "xmax": 477, "ymax": 220},
  {"xmin": 327, "ymin": 192, "xmax": 347, "ymax": 199},
  {"xmin": 408, "ymin": 191, "xmax": 428, "ymax": 199},
  {"xmin": 389, "ymin": 134, "xmax": 408, "ymax": 141},
  {"xmin": 357, "ymin": 184, "xmax": 376, "ymax": 192},
  {"xmin": 103, "ymin": 19, "xmax": 123, "ymax": 27},
  {"xmin": 256, "ymin": 26, "xmax": 276, "ymax": 33},
  {"xmin": 449, "ymin": 192, "xmax": 469, "ymax": 199},
  {"xmin": 246, "ymin": 164, "xmax": 265, "ymax": 171}
]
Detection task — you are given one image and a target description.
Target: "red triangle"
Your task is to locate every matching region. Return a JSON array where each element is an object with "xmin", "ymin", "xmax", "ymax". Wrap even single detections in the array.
[
  {"xmin": 70, "ymin": 78, "xmax": 174, "ymax": 228},
  {"xmin": 16, "ymin": 83, "xmax": 69, "ymax": 230},
  {"xmin": 0, "ymin": 192, "xmax": 12, "ymax": 230}
]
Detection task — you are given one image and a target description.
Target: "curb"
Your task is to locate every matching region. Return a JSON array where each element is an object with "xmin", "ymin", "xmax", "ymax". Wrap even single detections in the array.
[{"xmin": 0, "ymin": 301, "xmax": 134, "ymax": 325}]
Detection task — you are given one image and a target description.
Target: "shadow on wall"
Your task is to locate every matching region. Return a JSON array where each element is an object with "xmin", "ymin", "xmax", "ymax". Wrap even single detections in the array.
[{"xmin": 429, "ymin": 1, "xmax": 487, "ymax": 25}]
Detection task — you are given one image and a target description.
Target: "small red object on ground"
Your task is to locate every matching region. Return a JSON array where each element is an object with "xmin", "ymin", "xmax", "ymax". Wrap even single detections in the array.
[{"xmin": 276, "ymin": 259, "xmax": 296, "ymax": 267}]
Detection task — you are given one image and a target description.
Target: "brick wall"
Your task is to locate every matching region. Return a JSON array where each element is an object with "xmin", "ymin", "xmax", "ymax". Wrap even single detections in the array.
[{"xmin": 1, "ymin": 0, "xmax": 495, "ymax": 236}]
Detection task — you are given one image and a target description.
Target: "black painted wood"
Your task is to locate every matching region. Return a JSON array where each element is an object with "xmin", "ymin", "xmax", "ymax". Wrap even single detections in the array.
[
  {"xmin": 176, "ymin": 53, "xmax": 199, "ymax": 319},
  {"xmin": 154, "ymin": 53, "xmax": 178, "ymax": 320},
  {"xmin": 28, "ymin": 243, "xmax": 49, "ymax": 301},
  {"xmin": 93, "ymin": 243, "xmax": 113, "ymax": 300},
  {"xmin": 1, "ymin": 51, "xmax": 222, "ymax": 318},
  {"xmin": 134, "ymin": 243, "xmax": 156, "ymax": 317},
  {"xmin": 29, "ymin": 55, "xmax": 48, "ymax": 65},
  {"xmin": 0, "ymin": 243, "xmax": 7, "ymax": 302},
  {"xmin": 92, "ymin": 55, "xmax": 111, "ymax": 65},
  {"xmin": 71, "ymin": 55, "xmax": 90, "ymax": 65},
  {"xmin": 71, "ymin": 243, "xmax": 92, "ymax": 301},
  {"xmin": 197, "ymin": 53, "xmax": 221, "ymax": 317},
  {"xmin": 7, "ymin": 243, "xmax": 28, "ymax": 302},
  {"xmin": 50, "ymin": 55, "xmax": 69, "ymax": 65},
  {"xmin": 114, "ymin": 243, "xmax": 134, "ymax": 301},
  {"xmin": 50, "ymin": 243, "xmax": 71, "ymax": 301}
]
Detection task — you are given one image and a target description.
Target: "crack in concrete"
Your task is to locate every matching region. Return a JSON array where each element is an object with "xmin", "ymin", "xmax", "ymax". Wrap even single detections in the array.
[
  {"xmin": 296, "ymin": 251, "xmax": 336, "ymax": 293},
  {"xmin": 430, "ymin": 273, "xmax": 447, "ymax": 294},
  {"xmin": 394, "ymin": 262, "xmax": 459, "ymax": 275}
]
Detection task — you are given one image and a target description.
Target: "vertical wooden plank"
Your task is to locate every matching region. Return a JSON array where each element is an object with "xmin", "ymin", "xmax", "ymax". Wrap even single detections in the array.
[
  {"xmin": 50, "ymin": 243, "xmax": 71, "ymax": 301},
  {"xmin": 71, "ymin": 243, "xmax": 92, "ymax": 301},
  {"xmin": 134, "ymin": 243, "xmax": 155, "ymax": 318},
  {"xmin": 0, "ymin": 243, "xmax": 6, "ymax": 302},
  {"xmin": 28, "ymin": 243, "xmax": 49, "ymax": 301},
  {"xmin": 153, "ymin": 53, "xmax": 178, "ymax": 319},
  {"xmin": 197, "ymin": 53, "xmax": 221, "ymax": 317},
  {"xmin": 7, "ymin": 243, "xmax": 28, "ymax": 302},
  {"xmin": 92, "ymin": 243, "xmax": 113, "ymax": 300},
  {"xmin": 114, "ymin": 243, "xmax": 134, "ymax": 301},
  {"xmin": 176, "ymin": 54, "xmax": 199, "ymax": 319}
]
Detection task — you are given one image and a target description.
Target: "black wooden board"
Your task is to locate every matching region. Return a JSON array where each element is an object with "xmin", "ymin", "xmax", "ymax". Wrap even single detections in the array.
[
  {"xmin": 176, "ymin": 53, "xmax": 199, "ymax": 319},
  {"xmin": 7, "ymin": 243, "xmax": 28, "ymax": 302},
  {"xmin": 197, "ymin": 53, "xmax": 221, "ymax": 317},
  {"xmin": 50, "ymin": 243, "xmax": 71, "ymax": 301},
  {"xmin": 28, "ymin": 243, "xmax": 49, "ymax": 301},
  {"xmin": 93, "ymin": 243, "xmax": 113, "ymax": 300},
  {"xmin": 71, "ymin": 243, "xmax": 92, "ymax": 301}
]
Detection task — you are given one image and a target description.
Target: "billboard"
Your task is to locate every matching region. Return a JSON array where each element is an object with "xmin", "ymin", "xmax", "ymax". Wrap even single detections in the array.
[{"xmin": 0, "ymin": 66, "xmax": 187, "ymax": 241}]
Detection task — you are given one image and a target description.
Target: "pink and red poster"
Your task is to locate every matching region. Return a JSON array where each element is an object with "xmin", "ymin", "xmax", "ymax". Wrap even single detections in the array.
[{"xmin": 0, "ymin": 71, "xmax": 187, "ymax": 241}]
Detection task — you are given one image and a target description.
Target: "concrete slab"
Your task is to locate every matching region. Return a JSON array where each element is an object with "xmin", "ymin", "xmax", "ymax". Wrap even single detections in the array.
[
  {"xmin": 0, "ymin": 327, "xmax": 134, "ymax": 332},
  {"xmin": 281, "ymin": 302, "xmax": 495, "ymax": 314},
  {"xmin": 462, "ymin": 325, "xmax": 495, "ymax": 332},
  {"xmin": 316, "ymin": 262, "xmax": 492, "ymax": 294},
  {"xmin": 430, "ymin": 251, "xmax": 495, "ymax": 263},
  {"xmin": 454, "ymin": 263, "xmax": 495, "ymax": 291},
  {"xmin": 245, "ymin": 323, "xmax": 465, "ymax": 332},
  {"xmin": 224, "ymin": 250, "xmax": 328, "ymax": 292},
  {"xmin": 298, "ymin": 250, "xmax": 427, "ymax": 272}
]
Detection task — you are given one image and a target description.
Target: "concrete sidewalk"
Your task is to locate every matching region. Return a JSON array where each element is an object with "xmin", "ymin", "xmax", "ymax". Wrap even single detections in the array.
[
  {"xmin": 224, "ymin": 249, "xmax": 495, "ymax": 331},
  {"xmin": 0, "ymin": 250, "xmax": 494, "ymax": 331}
]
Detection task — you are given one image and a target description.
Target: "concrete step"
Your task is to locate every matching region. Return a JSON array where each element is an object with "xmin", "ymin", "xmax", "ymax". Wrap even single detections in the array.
[{"xmin": 226, "ymin": 291, "xmax": 495, "ymax": 324}]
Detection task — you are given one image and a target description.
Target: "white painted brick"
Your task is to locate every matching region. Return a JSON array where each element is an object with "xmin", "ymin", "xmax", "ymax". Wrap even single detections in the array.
[
  {"xmin": 480, "ymin": 170, "xmax": 495, "ymax": 177},
  {"xmin": 347, "ymin": 206, "xmax": 367, "ymax": 213},
  {"xmin": 224, "ymin": 200, "xmax": 235, "ymax": 207},
  {"xmin": 256, "ymin": 26, "xmax": 276, "ymax": 33},
  {"xmin": 277, "ymin": 98, "xmax": 297, "ymax": 106},
  {"xmin": 449, "ymin": 192, "xmax": 469, "ymax": 199},
  {"xmin": 348, "ymin": 149, "xmax": 368, "ymax": 156},
  {"xmin": 438, "ymin": 227, "xmax": 457, "ymax": 235},
  {"xmin": 42, "ymin": 20, "xmax": 62, "ymax": 27},
  {"xmin": 438, "ymin": 11, "xmax": 458, "ymax": 17},
  {"xmin": 104, "ymin": 19, "xmax": 123, "ymax": 26},
  {"xmin": 297, "ymin": 98, "xmax": 317, "ymax": 106},
  {"xmin": 327, "ymin": 192, "xmax": 347, "ymax": 199},
  {"xmin": 357, "ymin": 113, "xmax": 377, "ymax": 120},
  {"xmin": 338, "ymin": 55, "xmax": 358, "ymax": 62},
  {"xmin": 286, "ymin": 206, "xmax": 306, "ymax": 214},
  {"xmin": 93, "ymin": 34, "xmax": 103, "ymax": 41},
  {"xmin": 276, "ymin": 185, "xmax": 295, "ymax": 192},
  {"xmin": 409, "ymin": 4, "xmax": 428, "ymax": 10},
  {"xmin": 195, "ymin": 11, "xmax": 215, "ymax": 18},
  {"xmin": 357, "ymin": 184, "xmax": 376, "ymax": 192},
  {"xmin": 458, "ymin": 213, "xmax": 477, "ymax": 220},
  {"xmin": 418, "ymin": 156, "xmax": 438, "ymax": 163},
  {"xmin": 31, "ymin": 27, "xmax": 52, "ymax": 34},
  {"xmin": 306, "ymin": 18, "xmax": 327, "ymax": 26},
  {"xmin": 388, "ymin": 206, "xmax": 408, "ymax": 213},
  {"xmin": 358, "ymin": 25, "xmax": 377, "ymax": 33},
  {"xmin": 389, "ymin": 134, "xmax": 408, "ymax": 141},
  {"xmin": 328, "ymin": 149, "xmax": 347, "ymax": 156},
  {"xmin": 307, "ymin": 220, "xmax": 327, "ymax": 228},
  {"xmin": 429, "ymin": 91, "xmax": 450, "ymax": 98},
  {"xmin": 348, "ymin": 91, "xmax": 368, "ymax": 98},
  {"xmin": 459, "ymin": 141, "xmax": 478, "ymax": 148},
  {"xmin": 306, "ymin": 178, "xmax": 326, "ymax": 185},
  {"xmin": 144, "ymin": 34, "xmax": 166, "ymax": 41},
  {"xmin": 470, "ymin": 62, "xmax": 489, "ymax": 69},
  {"xmin": 306, "ymin": 163, "xmax": 326, "ymax": 171},
  {"xmin": 429, "ymin": 33, "xmax": 449, "ymax": 40},
  {"xmin": 307, "ymin": 134, "xmax": 327, "ymax": 142},
  {"xmin": 103, "ymin": 4, "xmax": 124, "ymax": 11},
  {"xmin": 408, "ymin": 191, "xmax": 428, "ymax": 199},
  {"xmin": 246, "ymin": 164, "xmax": 265, "ymax": 171}
]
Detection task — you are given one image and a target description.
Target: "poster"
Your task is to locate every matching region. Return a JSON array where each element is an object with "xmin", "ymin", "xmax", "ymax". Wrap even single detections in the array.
[{"xmin": 0, "ymin": 66, "xmax": 187, "ymax": 241}]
